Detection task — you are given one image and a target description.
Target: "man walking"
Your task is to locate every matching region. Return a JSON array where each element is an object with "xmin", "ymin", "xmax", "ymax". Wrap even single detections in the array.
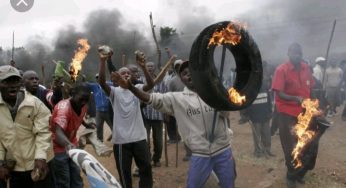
[
  {"xmin": 324, "ymin": 60, "xmax": 343, "ymax": 117},
  {"xmin": 272, "ymin": 43, "xmax": 315, "ymax": 188}
]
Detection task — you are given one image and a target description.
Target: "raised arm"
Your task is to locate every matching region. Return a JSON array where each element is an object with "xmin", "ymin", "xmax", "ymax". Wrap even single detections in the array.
[
  {"xmin": 106, "ymin": 54, "xmax": 117, "ymax": 74},
  {"xmin": 135, "ymin": 51, "xmax": 154, "ymax": 91},
  {"xmin": 112, "ymin": 72, "xmax": 151, "ymax": 102},
  {"xmin": 113, "ymin": 73, "xmax": 176, "ymax": 115},
  {"xmin": 153, "ymin": 55, "xmax": 177, "ymax": 85},
  {"xmin": 98, "ymin": 54, "xmax": 111, "ymax": 96}
]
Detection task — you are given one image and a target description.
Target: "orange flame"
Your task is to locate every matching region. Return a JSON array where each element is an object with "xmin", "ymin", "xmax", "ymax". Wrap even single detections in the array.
[
  {"xmin": 228, "ymin": 87, "xmax": 246, "ymax": 105},
  {"xmin": 208, "ymin": 22, "xmax": 245, "ymax": 48},
  {"xmin": 69, "ymin": 39, "xmax": 90, "ymax": 82},
  {"xmin": 292, "ymin": 99, "xmax": 322, "ymax": 168}
]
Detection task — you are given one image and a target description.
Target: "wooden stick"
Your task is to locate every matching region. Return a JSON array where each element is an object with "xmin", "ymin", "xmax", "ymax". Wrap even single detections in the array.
[
  {"xmin": 175, "ymin": 138, "xmax": 179, "ymax": 168},
  {"xmin": 164, "ymin": 123, "xmax": 169, "ymax": 167},
  {"xmin": 122, "ymin": 54, "xmax": 126, "ymax": 67},
  {"xmin": 41, "ymin": 64, "xmax": 46, "ymax": 86},
  {"xmin": 149, "ymin": 12, "xmax": 162, "ymax": 69},
  {"xmin": 11, "ymin": 31, "xmax": 14, "ymax": 61},
  {"xmin": 322, "ymin": 19, "xmax": 337, "ymax": 87},
  {"xmin": 153, "ymin": 55, "xmax": 176, "ymax": 85}
]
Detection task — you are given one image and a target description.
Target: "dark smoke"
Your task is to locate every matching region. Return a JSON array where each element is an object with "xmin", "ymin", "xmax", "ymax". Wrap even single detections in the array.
[
  {"xmin": 159, "ymin": 0, "xmax": 346, "ymax": 66},
  {"xmin": 1, "ymin": 0, "xmax": 346, "ymax": 84},
  {"xmin": 0, "ymin": 9, "xmax": 152, "ymax": 82},
  {"xmin": 237, "ymin": 0, "xmax": 346, "ymax": 64}
]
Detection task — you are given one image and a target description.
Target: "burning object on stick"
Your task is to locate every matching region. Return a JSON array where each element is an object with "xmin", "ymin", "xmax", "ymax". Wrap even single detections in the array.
[
  {"xmin": 69, "ymin": 39, "xmax": 90, "ymax": 82},
  {"xmin": 291, "ymin": 99, "xmax": 330, "ymax": 170},
  {"xmin": 189, "ymin": 21, "xmax": 262, "ymax": 111},
  {"xmin": 207, "ymin": 22, "xmax": 247, "ymax": 106}
]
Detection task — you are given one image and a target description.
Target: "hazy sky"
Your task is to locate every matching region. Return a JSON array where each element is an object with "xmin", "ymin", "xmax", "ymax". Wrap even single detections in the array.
[{"xmin": 0, "ymin": 0, "xmax": 256, "ymax": 48}]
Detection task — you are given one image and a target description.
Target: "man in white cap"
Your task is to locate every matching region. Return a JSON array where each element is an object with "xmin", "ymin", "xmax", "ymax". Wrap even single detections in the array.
[
  {"xmin": 313, "ymin": 57, "xmax": 326, "ymax": 83},
  {"xmin": 325, "ymin": 59, "xmax": 344, "ymax": 117},
  {"xmin": 0, "ymin": 65, "xmax": 54, "ymax": 188}
]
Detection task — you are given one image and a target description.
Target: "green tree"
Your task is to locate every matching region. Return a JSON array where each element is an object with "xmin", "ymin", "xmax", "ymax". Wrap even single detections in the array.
[{"xmin": 160, "ymin": 27, "xmax": 177, "ymax": 46}]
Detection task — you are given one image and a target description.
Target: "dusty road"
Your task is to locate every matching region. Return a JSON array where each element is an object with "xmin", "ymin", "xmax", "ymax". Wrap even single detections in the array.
[{"xmin": 83, "ymin": 108, "xmax": 346, "ymax": 188}]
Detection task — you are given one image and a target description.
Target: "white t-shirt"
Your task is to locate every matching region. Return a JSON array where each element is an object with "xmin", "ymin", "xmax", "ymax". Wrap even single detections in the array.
[{"xmin": 109, "ymin": 84, "xmax": 147, "ymax": 144}]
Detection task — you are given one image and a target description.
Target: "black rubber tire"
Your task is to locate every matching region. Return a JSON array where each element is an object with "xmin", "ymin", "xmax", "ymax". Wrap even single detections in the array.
[{"xmin": 189, "ymin": 21, "xmax": 263, "ymax": 111}]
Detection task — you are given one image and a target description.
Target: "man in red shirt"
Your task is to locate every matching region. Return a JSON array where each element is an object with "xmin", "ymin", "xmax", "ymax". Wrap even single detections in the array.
[
  {"xmin": 50, "ymin": 83, "xmax": 95, "ymax": 188},
  {"xmin": 272, "ymin": 43, "xmax": 315, "ymax": 188}
]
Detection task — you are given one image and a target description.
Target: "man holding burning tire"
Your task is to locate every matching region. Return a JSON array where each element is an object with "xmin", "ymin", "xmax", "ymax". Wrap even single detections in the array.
[{"xmin": 113, "ymin": 60, "xmax": 236, "ymax": 188}]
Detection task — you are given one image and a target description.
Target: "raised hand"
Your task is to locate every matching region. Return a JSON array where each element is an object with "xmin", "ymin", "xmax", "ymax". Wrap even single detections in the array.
[
  {"xmin": 135, "ymin": 50, "xmax": 146, "ymax": 68},
  {"xmin": 98, "ymin": 45, "xmax": 113, "ymax": 62}
]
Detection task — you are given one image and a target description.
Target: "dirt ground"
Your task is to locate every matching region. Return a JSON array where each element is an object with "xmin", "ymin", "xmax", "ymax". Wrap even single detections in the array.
[{"xmin": 82, "ymin": 106, "xmax": 346, "ymax": 188}]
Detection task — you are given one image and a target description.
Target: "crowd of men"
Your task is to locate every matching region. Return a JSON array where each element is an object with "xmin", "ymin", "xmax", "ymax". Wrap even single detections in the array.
[{"xmin": 0, "ymin": 42, "xmax": 345, "ymax": 188}]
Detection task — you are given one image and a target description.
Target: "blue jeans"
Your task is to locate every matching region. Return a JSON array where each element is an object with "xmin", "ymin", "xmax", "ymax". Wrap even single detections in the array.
[
  {"xmin": 53, "ymin": 152, "xmax": 83, "ymax": 188},
  {"xmin": 187, "ymin": 149, "xmax": 236, "ymax": 188},
  {"xmin": 96, "ymin": 111, "xmax": 113, "ymax": 141}
]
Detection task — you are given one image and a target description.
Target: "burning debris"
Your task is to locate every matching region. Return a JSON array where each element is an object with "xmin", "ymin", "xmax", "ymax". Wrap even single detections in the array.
[
  {"xmin": 291, "ymin": 99, "xmax": 323, "ymax": 169},
  {"xmin": 228, "ymin": 88, "xmax": 246, "ymax": 106},
  {"xmin": 189, "ymin": 21, "xmax": 262, "ymax": 111},
  {"xmin": 207, "ymin": 21, "xmax": 248, "ymax": 106},
  {"xmin": 207, "ymin": 22, "xmax": 245, "ymax": 48},
  {"xmin": 69, "ymin": 39, "xmax": 90, "ymax": 82}
]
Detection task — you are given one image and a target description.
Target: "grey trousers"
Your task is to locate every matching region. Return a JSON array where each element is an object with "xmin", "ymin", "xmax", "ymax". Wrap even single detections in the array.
[{"xmin": 250, "ymin": 120, "xmax": 271, "ymax": 155}]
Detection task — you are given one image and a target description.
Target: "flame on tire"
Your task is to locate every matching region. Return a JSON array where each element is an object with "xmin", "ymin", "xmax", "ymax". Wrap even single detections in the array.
[
  {"xmin": 208, "ymin": 22, "xmax": 245, "ymax": 48},
  {"xmin": 228, "ymin": 88, "xmax": 246, "ymax": 105}
]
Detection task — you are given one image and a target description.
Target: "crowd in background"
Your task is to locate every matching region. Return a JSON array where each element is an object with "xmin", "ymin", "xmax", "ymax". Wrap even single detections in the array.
[{"xmin": 0, "ymin": 42, "xmax": 345, "ymax": 188}]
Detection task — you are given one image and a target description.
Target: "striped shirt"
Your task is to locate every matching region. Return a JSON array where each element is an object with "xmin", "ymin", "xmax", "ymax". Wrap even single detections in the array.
[{"xmin": 141, "ymin": 77, "xmax": 167, "ymax": 120}]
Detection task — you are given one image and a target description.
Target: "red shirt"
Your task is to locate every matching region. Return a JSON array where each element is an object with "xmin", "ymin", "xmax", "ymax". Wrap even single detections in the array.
[
  {"xmin": 50, "ymin": 99, "xmax": 87, "ymax": 153},
  {"xmin": 272, "ymin": 61, "xmax": 314, "ymax": 117}
]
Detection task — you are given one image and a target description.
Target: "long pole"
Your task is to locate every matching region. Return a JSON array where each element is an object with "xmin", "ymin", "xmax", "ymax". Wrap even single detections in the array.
[
  {"xmin": 12, "ymin": 31, "xmax": 14, "ymax": 61},
  {"xmin": 121, "ymin": 54, "xmax": 126, "ymax": 67},
  {"xmin": 164, "ymin": 124, "xmax": 169, "ymax": 167},
  {"xmin": 210, "ymin": 45, "xmax": 227, "ymax": 143},
  {"xmin": 132, "ymin": 31, "xmax": 137, "ymax": 53},
  {"xmin": 41, "ymin": 64, "xmax": 46, "ymax": 86},
  {"xmin": 149, "ymin": 12, "xmax": 162, "ymax": 69},
  {"xmin": 322, "ymin": 19, "xmax": 337, "ymax": 86}
]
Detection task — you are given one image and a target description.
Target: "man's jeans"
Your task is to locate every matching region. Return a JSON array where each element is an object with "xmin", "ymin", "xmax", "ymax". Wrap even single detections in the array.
[
  {"xmin": 96, "ymin": 111, "xmax": 113, "ymax": 141},
  {"xmin": 53, "ymin": 152, "xmax": 83, "ymax": 188},
  {"xmin": 187, "ymin": 149, "xmax": 236, "ymax": 188}
]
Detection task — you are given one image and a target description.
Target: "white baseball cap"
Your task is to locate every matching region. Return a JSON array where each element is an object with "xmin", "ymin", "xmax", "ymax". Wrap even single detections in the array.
[{"xmin": 315, "ymin": 57, "xmax": 326, "ymax": 63}]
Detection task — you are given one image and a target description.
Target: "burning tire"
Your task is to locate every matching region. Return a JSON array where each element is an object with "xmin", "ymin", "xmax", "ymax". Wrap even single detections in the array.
[{"xmin": 189, "ymin": 21, "xmax": 263, "ymax": 111}]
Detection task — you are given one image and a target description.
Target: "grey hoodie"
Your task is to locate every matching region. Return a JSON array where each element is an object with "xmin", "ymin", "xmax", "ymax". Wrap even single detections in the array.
[{"xmin": 148, "ymin": 87, "xmax": 231, "ymax": 157}]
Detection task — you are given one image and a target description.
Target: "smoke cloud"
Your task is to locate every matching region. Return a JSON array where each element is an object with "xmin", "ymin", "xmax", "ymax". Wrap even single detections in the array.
[
  {"xmin": 1, "ymin": 0, "xmax": 346, "ymax": 83},
  {"xmin": 0, "ymin": 9, "xmax": 152, "ymax": 81}
]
